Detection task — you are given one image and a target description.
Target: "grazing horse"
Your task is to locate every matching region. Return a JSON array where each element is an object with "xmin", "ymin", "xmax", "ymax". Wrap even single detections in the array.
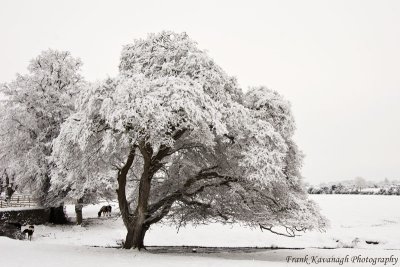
[
  {"xmin": 22, "ymin": 225, "xmax": 34, "ymax": 241},
  {"xmin": 98, "ymin": 205, "xmax": 112, "ymax": 217}
]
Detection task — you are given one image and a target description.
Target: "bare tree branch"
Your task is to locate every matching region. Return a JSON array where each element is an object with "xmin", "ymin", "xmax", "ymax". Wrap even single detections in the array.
[{"xmin": 259, "ymin": 224, "xmax": 301, "ymax": 237}]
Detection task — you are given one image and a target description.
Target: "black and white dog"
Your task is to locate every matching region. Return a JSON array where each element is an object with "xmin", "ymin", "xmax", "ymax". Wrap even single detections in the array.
[
  {"xmin": 98, "ymin": 205, "xmax": 112, "ymax": 217},
  {"xmin": 22, "ymin": 225, "xmax": 34, "ymax": 241}
]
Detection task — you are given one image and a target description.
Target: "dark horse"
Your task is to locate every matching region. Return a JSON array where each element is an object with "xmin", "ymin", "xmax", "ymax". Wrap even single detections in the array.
[
  {"xmin": 22, "ymin": 225, "xmax": 34, "ymax": 241},
  {"xmin": 98, "ymin": 205, "xmax": 112, "ymax": 217}
]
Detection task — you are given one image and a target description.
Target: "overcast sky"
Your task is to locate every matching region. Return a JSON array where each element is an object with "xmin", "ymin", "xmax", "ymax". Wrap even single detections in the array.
[{"xmin": 1, "ymin": 0, "xmax": 399, "ymax": 184}]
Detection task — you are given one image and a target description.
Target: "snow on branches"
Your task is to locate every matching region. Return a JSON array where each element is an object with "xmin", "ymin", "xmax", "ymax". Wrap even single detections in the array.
[
  {"xmin": 0, "ymin": 49, "xmax": 83, "ymax": 204},
  {"xmin": 1, "ymin": 32, "xmax": 326, "ymax": 248},
  {"xmin": 51, "ymin": 32, "xmax": 326, "ymax": 248}
]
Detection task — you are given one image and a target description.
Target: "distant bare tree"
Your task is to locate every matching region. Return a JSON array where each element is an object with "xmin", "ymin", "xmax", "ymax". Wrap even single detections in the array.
[{"xmin": 354, "ymin": 177, "xmax": 367, "ymax": 191}]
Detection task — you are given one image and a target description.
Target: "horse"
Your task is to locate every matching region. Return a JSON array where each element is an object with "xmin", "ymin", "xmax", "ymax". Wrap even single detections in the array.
[
  {"xmin": 22, "ymin": 225, "xmax": 34, "ymax": 241},
  {"xmin": 98, "ymin": 205, "xmax": 112, "ymax": 217}
]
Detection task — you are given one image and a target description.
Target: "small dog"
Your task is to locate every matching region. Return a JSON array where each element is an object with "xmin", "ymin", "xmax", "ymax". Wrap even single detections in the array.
[
  {"xmin": 98, "ymin": 205, "xmax": 112, "ymax": 217},
  {"xmin": 22, "ymin": 225, "xmax": 34, "ymax": 241}
]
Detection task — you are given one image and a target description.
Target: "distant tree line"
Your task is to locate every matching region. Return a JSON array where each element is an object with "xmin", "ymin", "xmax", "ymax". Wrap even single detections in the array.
[{"xmin": 307, "ymin": 177, "xmax": 400, "ymax": 195}]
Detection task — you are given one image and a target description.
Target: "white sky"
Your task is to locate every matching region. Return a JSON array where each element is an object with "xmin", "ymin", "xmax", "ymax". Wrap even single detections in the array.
[{"xmin": 1, "ymin": 0, "xmax": 399, "ymax": 184}]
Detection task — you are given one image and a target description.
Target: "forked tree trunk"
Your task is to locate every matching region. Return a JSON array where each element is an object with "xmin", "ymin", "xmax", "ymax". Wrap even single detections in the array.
[
  {"xmin": 123, "ymin": 143, "xmax": 153, "ymax": 249},
  {"xmin": 117, "ymin": 137, "xmax": 182, "ymax": 250},
  {"xmin": 116, "ymin": 146, "xmax": 138, "ymax": 249},
  {"xmin": 117, "ymin": 142, "xmax": 158, "ymax": 250}
]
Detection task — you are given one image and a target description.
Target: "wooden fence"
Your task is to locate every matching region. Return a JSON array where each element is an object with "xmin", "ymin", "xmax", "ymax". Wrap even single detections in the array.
[{"xmin": 0, "ymin": 194, "xmax": 38, "ymax": 209}]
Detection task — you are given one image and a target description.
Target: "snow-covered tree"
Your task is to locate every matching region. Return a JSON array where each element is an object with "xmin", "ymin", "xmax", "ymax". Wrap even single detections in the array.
[
  {"xmin": 52, "ymin": 31, "xmax": 326, "ymax": 249},
  {"xmin": 0, "ymin": 169, "xmax": 18, "ymax": 201},
  {"xmin": 0, "ymin": 49, "xmax": 83, "ymax": 205}
]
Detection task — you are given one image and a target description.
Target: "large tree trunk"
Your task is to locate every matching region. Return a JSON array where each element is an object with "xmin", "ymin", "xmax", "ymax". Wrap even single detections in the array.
[
  {"xmin": 117, "ymin": 138, "xmax": 181, "ymax": 250},
  {"xmin": 38, "ymin": 174, "xmax": 51, "ymax": 206},
  {"xmin": 75, "ymin": 206, "xmax": 83, "ymax": 225},
  {"xmin": 5, "ymin": 186, "xmax": 15, "ymax": 201},
  {"xmin": 116, "ymin": 146, "xmax": 137, "ymax": 249},
  {"xmin": 124, "ymin": 223, "xmax": 149, "ymax": 249},
  {"xmin": 133, "ymin": 223, "xmax": 149, "ymax": 249},
  {"xmin": 123, "ymin": 142, "xmax": 153, "ymax": 249},
  {"xmin": 75, "ymin": 198, "xmax": 83, "ymax": 225}
]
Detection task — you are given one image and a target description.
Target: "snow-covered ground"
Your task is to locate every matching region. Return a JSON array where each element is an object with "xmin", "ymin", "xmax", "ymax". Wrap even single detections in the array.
[{"xmin": 1, "ymin": 195, "xmax": 400, "ymax": 266}]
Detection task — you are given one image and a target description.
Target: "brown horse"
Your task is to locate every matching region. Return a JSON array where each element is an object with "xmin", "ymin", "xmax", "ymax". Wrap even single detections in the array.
[{"xmin": 98, "ymin": 205, "xmax": 112, "ymax": 217}]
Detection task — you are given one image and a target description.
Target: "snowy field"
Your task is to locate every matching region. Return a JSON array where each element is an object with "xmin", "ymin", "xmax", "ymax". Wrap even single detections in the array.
[{"xmin": 1, "ymin": 195, "xmax": 400, "ymax": 266}]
